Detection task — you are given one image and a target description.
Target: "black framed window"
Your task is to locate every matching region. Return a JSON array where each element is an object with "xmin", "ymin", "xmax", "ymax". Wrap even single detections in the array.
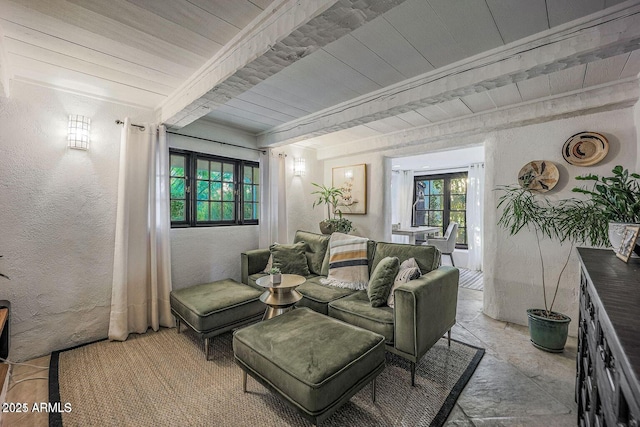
[
  {"xmin": 413, "ymin": 172, "xmax": 467, "ymax": 248},
  {"xmin": 170, "ymin": 149, "xmax": 259, "ymax": 227}
]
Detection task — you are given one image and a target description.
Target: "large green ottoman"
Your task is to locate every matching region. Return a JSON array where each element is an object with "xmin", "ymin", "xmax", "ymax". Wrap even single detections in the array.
[
  {"xmin": 170, "ymin": 278, "xmax": 264, "ymax": 360},
  {"xmin": 233, "ymin": 307, "xmax": 386, "ymax": 426}
]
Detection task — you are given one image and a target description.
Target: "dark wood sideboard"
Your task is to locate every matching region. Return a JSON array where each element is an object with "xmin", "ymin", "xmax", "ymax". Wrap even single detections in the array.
[{"xmin": 577, "ymin": 248, "xmax": 640, "ymax": 427}]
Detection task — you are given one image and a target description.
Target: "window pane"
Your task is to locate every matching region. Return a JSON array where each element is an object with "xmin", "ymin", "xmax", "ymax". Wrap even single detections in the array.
[
  {"xmin": 244, "ymin": 184, "xmax": 253, "ymax": 202},
  {"xmin": 428, "ymin": 211, "xmax": 443, "ymax": 226},
  {"xmin": 210, "ymin": 182, "xmax": 221, "ymax": 201},
  {"xmin": 253, "ymin": 185, "xmax": 259, "ymax": 201},
  {"xmin": 170, "ymin": 178, "xmax": 185, "ymax": 199},
  {"xmin": 197, "ymin": 201, "xmax": 209, "ymax": 221},
  {"xmin": 255, "ymin": 203, "xmax": 260, "ymax": 220},
  {"xmin": 243, "ymin": 166, "xmax": 253, "ymax": 184},
  {"xmin": 197, "ymin": 180, "xmax": 209, "ymax": 200},
  {"xmin": 451, "ymin": 195, "xmax": 466, "ymax": 210},
  {"xmin": 170, "ymin": 201, "xmax": 185, "ymax": 221},
  {"xmin": 210, "ymin": 162, "xmax": 222, "ymax": 181},
  {"xmin": 223, "ymin": 183, "xmax": 234, "ymax": 201},
  {"xmin": 451, "ymin": 178, "xmax": 466, "ymax": 194},
  {"xmin": 450, "ymin": 211, "xmax": 466, "ymax": 227},
  {"xmin": 430, "ymin": 180, "xmax": 444, "ymax": 195},
  {"xmin": 429, "ymin": 195, "xmax": 442, "ymax": 210},
  {"xmin": 223, "ymin": 163, "xmax": 234, "ymax": 182},
  {"xmin": 197, "ymin": 159, "xmax": 209, "ymax": 179},
  {"xmin": 457, "ymin": 228, "xmax": 466, "ymax": 245},
  {"xmin": 244, "ymin": 203, "xmax": 252, "ymax": 220},
  {"xmin": 253, "ymin": 167, "xmax": 260, "ymax": 184},
  {"xmin": 170, "ymin": 155, "xmax": 185, "ymax": 177},
  {"xmin": 211, "ymin": 202, "xmax": 221, "ymax": 220},
  {"xmin": 223, "ymin": 202, "xmax": 234, "ymax": 220}
]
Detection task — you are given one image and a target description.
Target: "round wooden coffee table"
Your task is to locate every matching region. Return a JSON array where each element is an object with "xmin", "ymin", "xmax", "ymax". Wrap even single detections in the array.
[{"xmin": 255, "ymin": 274, "xmax": 306, "ymax": 320}]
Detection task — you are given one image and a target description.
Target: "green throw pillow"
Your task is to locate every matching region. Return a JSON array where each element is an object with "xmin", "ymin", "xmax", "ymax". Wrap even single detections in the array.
[
  {"xmin": 270, "ymin": 242, "xmax": 310, "ymax": 276},
  {"xmin": 367, "ymin": 256, "xmax": 399, "ymax": 307}
]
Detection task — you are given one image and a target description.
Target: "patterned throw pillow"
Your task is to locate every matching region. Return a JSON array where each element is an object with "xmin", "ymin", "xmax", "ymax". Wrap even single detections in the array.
[{"xmin": 387, "ymin": 258, "xmax": 422, "ymax": 308}]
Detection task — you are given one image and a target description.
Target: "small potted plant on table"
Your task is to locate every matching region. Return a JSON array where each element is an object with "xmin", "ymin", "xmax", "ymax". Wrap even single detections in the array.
[
  {"xmin": 269, "ymin": 267, "xmax": 282, "ymax": 284},
  {"xmin": 571, "ymin": 165, "xmax": 640, "ymax": 252}
]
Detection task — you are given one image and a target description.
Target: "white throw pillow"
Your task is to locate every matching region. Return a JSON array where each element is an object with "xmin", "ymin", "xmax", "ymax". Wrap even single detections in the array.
[{"xmin": 388, "ymin": 258, "xmax": 422, "ymax": 308}]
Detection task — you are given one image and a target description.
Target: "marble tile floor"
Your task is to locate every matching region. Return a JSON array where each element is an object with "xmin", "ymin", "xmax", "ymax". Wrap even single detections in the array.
[{"xmin": 1, "ymin": 287, "xmax": 577, "ymax": 427}]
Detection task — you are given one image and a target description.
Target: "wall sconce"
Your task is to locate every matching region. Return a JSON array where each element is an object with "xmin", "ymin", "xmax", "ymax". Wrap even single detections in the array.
[
  {"xmin": 294, "ymin": 157, "xmax": 306, "ymax": 176},
  {"xmin": 68, "ymin": 115, "xmax": 90, "ymax": 150}
]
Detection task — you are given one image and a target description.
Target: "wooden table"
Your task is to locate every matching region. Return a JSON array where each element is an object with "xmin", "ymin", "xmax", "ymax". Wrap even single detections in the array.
[
  {"xmin": 255, "ymin": 274, "xmax": 306, "ymax": 320},
  {"xmin": 391, "ymin": 226, "xmax": 440, "ymax": 244}
]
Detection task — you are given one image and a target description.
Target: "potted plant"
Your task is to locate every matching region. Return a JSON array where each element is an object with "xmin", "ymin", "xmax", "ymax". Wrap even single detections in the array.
[
  {"xmin": 571, "ymin": 165, "xmax": 640, "ymax": 251},
  {"xmin": 268, "ymin": 267, "xmax": 282, "ymax": 284},
  {"xmin": 311, "ymin": 183, "xmax": 354, "ymax": 234},
  {"xmin": 496, "ymin": 186, "xmax": 600, "ymax": 352}
]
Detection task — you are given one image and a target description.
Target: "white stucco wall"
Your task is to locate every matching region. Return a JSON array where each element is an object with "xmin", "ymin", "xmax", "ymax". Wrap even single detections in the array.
[
  {"xmin": 315, "ymin": 106, "xmax": 637, "ymax": 336},
  {"xmin": 635, "ymin": 97, "xmax": 640, "ymax": 172},
  {"xmin": 167, "ymin": 120, "xmax": 261, "ymax": 290},
  {"xmin": 484, "ymin": 108, "xmax": 638, "ymax": 336},
  {"xmin": 282, "ymin": 146, "xmax": 325, "ymax": 241},
  {"xmin": 0, "ymin": 80, "xmax": 153, "ymax": 361}
]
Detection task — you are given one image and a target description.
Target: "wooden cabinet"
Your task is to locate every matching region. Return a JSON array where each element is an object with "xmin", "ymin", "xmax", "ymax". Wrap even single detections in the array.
[{"xmin": 577, "ymin": 248, "xmax": 640, "ymax": 427}]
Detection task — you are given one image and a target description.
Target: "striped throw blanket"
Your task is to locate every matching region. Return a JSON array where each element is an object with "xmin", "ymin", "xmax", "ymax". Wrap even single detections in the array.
[{"xmin": 321, "ymin": 232, "xmax": 369, "ymax": 290}]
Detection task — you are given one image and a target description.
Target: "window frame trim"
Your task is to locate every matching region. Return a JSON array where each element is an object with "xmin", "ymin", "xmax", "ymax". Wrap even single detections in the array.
[
  {"xmin": 412, "ymin": 171, "xmax": 468, "ymax": 249},
  {"xmin": 169, "ymin": 148, "xmax": 259, "ymax": 228}
]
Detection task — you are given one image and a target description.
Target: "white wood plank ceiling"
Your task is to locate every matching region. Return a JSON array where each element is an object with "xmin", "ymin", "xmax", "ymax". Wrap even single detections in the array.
[{"xmin": 1, "ymin": 0, "xmax": 639, "ymax": 148}]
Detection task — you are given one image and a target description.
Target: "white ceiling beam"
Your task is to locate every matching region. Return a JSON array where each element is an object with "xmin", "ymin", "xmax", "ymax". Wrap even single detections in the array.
[
  {"xmin": 258, "ymin": 2, "xmax": 640, "ymax": 147},
  {"xmin": 0, "ymin": 24, "xmax": 11, "ymax": 97},
  {"xmin": 314, "ymin": 78, "xmax": 640, "ymax": 160},
  {"xmin": 157, "ymin": 0, "xmax": 409, "ymax": 129}
]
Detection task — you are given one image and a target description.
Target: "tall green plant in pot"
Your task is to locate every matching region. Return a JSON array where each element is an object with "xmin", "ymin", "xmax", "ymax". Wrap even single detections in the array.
[
  {"xmin": 571, "ymin": 165, "xmax": 640, "ymax": 252},
  {"xmin": 311, "ymin": 183, "xmax": 354, "ymax": 234},
  {"xmin": 497, "ymin": 186, "xmax": 599, "ymax": 352}
]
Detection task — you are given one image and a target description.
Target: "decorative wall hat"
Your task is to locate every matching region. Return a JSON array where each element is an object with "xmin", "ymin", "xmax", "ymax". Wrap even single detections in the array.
[
  {"xmin": 562, "ymin": 131, "xmax": 609, "ymax": 166},
  {"xmin": 518, "ymin": 160, "xmax": 559, "ymax": 193}
]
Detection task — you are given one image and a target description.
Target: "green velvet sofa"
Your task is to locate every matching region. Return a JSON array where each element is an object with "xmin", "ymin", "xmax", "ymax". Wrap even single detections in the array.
[{"xmin": 240, "ymin": 230, "xmax": 459, "ymax": 385}]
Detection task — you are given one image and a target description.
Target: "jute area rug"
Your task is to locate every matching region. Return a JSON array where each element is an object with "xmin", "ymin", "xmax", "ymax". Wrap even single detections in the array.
[{"xmin": 49, "ymin": 327, "xmax": 483, "ymax": 427}]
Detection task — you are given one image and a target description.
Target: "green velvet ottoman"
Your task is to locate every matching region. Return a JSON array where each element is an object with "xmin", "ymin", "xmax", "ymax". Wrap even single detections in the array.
[
  {"xmin": 233, "ymin": 308, "xmax": 386, "ymax": 426},
  {"xmin": 170, "ymin": 278, "xmax": 264, "ymax": 360}
]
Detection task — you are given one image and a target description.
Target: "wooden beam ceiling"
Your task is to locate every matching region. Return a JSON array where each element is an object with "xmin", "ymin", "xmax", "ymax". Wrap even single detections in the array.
[
  {"xmin": 257, "ymin": 3, "xmax": 640, "ymax": 147},
  {"xmin": 158, "ymin": 0, "xmax": 410, "ymax": 129}
]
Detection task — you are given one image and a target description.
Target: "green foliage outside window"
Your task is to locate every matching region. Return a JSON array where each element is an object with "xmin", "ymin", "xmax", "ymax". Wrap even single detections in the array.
[
  {"xmin": 414, "ymin": 173, "xmax": 468, "ymax": 247},
  {"xmin": 169, "ymin": 150, "xmax": 258, "ymax": 226}
]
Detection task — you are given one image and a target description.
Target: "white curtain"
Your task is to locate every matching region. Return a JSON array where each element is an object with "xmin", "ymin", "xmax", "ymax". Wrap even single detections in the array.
[
  {"xmin": 109, "ymin": 118, "xmax": 173, "ymax": 341},
  {"xmin": 391, "ymin": 170, "xmax": 413, "ymax": 243},
  {"xmin": 259, "ymin": 149, "xmax": 288, "ymax": 247},
  {"xmin": 467, "ymin": 163, "xmax": 485, "ymax": 271}
]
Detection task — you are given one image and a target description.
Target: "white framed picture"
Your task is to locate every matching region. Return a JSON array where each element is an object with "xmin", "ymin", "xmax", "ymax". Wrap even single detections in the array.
[
  {"xmin": 332, "ymin": 164, "xmax": 367, "ymax": 215},
  {"xmin": 616, "ymin": 225, "xmax": 640, "ymax": 263}
]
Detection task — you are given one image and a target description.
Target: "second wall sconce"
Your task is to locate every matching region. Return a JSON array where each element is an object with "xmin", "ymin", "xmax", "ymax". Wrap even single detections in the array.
[
  {"xmin": 294, "ymin": 157, "xmax": 306, "ymax": 176},
  {"xmin": 68, "ymin": 115, "xmax": 91, "ymax": 150}
]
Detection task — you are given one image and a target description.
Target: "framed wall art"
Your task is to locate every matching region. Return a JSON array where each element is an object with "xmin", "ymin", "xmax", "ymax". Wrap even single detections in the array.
[
  {"xmin": 332, "ymin": 164, "xmax": 367, "ymax": 214},
  {"xmin": 616, "ymin": 225, "xmax": 640, "ymax": 263}
]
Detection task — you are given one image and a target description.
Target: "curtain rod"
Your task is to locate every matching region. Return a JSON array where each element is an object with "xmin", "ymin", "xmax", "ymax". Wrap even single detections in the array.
[
  {"xmin": 115, "ymin": 119, "xmax": 145, "ymax": 131},
  {"xmin": 115, "ymin": 120, "xmax": 266, "ymax": 154},
  {"xmin": 166, "ymin": 131, "xmax": 266, "ymax": 154}
]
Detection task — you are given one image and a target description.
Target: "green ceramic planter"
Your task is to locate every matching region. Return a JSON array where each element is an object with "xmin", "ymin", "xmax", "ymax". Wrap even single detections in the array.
[{"xmin": 526, "ymin": 309, "xmax": 571, "ymax": 353}]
